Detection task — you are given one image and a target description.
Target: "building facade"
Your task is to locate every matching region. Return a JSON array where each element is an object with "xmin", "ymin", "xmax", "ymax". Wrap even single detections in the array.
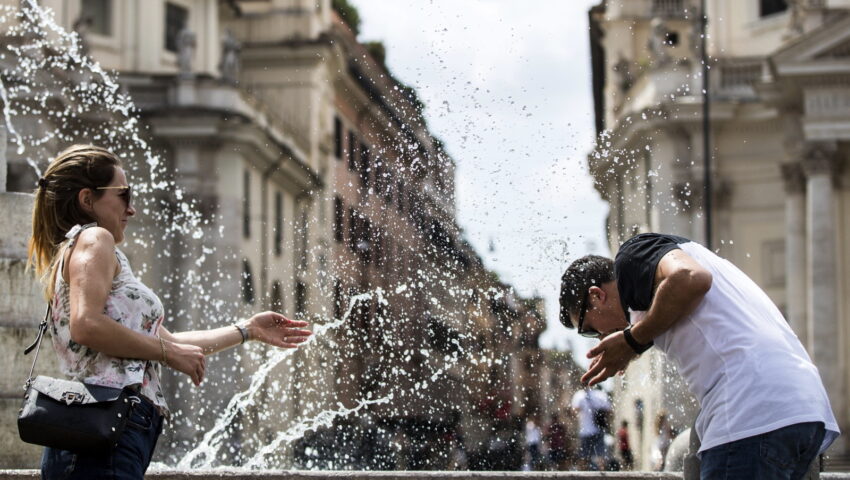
[
  {"xmin": 588, "ymin": 0, "xmax": 850, "ymax": 469},
  {"xmin": 0, "ymin": 0, "xmax": 580, "ymax": 469}
]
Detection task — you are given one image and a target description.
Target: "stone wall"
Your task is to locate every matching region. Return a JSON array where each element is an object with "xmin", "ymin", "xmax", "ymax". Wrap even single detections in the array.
[{"xmin": 0, "ymin": 191, "xmax": 61, "ymax": 468}]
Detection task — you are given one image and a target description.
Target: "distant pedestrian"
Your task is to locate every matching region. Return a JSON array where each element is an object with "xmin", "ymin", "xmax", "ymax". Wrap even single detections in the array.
[
  {"xmin": 524, "ymin": 416, "xmax": 542, "ymax": 470},
  {"xmin": 652, "ymin": 411, "xmax": 674, "ymax": 471},
  {"xmin": 616, "ymin": 420, "xmax": 634, "ymax": 470},
  {"xmin": 545, "ymin": 413, "xmax": 568, "ymax": 470},
  {"xmin": 571, "ymin": 385, "xmax": 611, "ymax": 470}
]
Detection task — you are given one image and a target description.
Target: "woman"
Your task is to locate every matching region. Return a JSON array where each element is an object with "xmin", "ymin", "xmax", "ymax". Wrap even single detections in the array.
[{"xmin": 28, "ymin": 145, "xmax": 312, "ymax": 479}]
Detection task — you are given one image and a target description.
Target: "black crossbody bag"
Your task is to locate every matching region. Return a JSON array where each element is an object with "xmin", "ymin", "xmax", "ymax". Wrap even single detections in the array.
[{"xmin": 17, "ymin": 305, "xmax": 140, "ymax": 454}]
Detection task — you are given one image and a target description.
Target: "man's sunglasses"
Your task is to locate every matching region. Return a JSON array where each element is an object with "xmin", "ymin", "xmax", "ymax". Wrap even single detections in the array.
[
  {"xmin": 576, "ymin": 285, "xmax": 602, "ymax": 339},
  {"xmin": 96, "ymin": 185, "xmax": 132, "ymax": 206}
]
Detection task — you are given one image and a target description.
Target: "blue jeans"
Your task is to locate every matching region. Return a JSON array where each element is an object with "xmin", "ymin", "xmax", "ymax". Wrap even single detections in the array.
[
  {"xmin": 41, "ymin": 396, "xmax": 164, "ymax": 480},
  {"xmin": 700, "ymin": 421, "xmax": 825, "ymax": 480}
]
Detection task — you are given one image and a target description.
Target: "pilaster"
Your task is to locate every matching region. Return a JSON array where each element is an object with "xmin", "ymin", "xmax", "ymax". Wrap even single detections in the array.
[
  {"xmin": 781, "ymin": 162, "xmax": 808, "ymax": 349},
  {"xmin": 801, "ymin": 142, "xmax": 843, "ymax": 440}
]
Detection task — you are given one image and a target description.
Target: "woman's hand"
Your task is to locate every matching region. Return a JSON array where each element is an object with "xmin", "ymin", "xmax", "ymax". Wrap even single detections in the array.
[
  {"xmin": 245, "ymin": 312, "xmax": 312, "ymax": 348},
  {"xmin": 164, "ymin": 340, "xmax": 206, "ymax": 386}
]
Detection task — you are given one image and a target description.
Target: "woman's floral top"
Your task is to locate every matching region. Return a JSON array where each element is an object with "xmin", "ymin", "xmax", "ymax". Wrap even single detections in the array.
[{"xmin": 51, "ymin": 223, "xmax": 169, "ymax": 414}]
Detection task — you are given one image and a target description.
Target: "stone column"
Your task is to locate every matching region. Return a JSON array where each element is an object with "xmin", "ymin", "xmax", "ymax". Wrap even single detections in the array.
[
  {"xmin": 801, "ymin": 142, "xmax": 843, "ymax": 421},
  {"xmin": 780, "ymin": 162, "xmax": 807, "ymax": 349}
]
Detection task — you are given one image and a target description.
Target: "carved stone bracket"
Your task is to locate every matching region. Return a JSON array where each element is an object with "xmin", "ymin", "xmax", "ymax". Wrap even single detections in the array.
[
  {"xmin": 713, "ymin": 177, "xmax": 733, "ymax": 210},
  {"xmin": 781, "ymin": 162, "xmax": 806, "ymax": 195}
]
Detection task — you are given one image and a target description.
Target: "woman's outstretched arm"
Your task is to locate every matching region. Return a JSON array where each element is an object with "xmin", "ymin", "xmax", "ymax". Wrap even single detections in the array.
[{"xmin": 159, "ymin": 312, "xmax": 312, "ymax": 355}]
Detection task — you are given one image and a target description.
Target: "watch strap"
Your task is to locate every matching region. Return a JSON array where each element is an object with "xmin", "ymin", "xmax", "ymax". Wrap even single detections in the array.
[{"xmin": 623, "ymin": 325, "xmax": 653, "ymax": 354}]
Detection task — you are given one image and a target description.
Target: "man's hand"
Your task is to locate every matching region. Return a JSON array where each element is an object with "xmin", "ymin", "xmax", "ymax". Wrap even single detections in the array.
[{"xmin": 581, "ymin": 331, "xmax": 638, "ymax": 386}]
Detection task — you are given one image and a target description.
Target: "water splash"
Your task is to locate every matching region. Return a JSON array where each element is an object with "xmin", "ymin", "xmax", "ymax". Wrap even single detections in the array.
[
  {"xmin": 244, "ymin": 394, "xmax": 393, "ymax": 470},
  {"xmin": 178, "ymin": 291, "xmax": 381, "ymax": 469}
]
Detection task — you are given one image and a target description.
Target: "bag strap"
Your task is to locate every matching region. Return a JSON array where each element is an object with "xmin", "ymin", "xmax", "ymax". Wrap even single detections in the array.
[{"xmin": 23, "ymin": 304, "xmax": 51, "ymax": 389}]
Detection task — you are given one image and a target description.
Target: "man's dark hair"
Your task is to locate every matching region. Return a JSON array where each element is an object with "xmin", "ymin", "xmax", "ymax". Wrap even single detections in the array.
[{"xmin": 559, "ymin": 255, "xmax": 615, "ymax": 328}]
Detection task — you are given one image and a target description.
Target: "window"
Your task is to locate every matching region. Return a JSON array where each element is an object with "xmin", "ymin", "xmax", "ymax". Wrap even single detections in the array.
[
  {"xmin": 81, "ymin": 0, "xmax": 112, "ymax": 36},
  {"xmin": 295, "ymin": 281, "xmax": 307, "ymax": 319},
  {"xmin": 348, "ymin": 209, "xmax": 372, "ymax": 263},
  {"xmin": 298, "ymin": 209, "xmax": 308, "ymax": 270},
  {"xmin": 373, "ymin": 229, "xmax": 383, "ymax": 267},
  {"xmin": 383, "ymin": 237, "xmax": 392, "ymax": 271},
  {"xmin": 381, "ymin": 165, "xmax": 393, "ymax": 203},
  {"xmin": 164, "ymin": 2, "xmax": 189, "ymax": 53},
  {"xmin": 274, "ymin": 191, "xmax": 283, "ymax": 255},
  {"xmin": 359, "ymin": 143, "xmax": 370, "ymax": 188},
  {"xmin": 347, "ymin": 130, "xmax": 357, "ymax": 172},
  {"xmin": 374, "ymin": 160, "xmax": 385, "ymax": 197},
  {"xmin": 407, "ymin": 190, "xmax": 418, "ymax": 221},
  {"xmin": 760, "ymin": 0, "xmax": 787, "ymax": 17},
  {"xmin": 333, "ymin": 196, "xmax": 344, "ymax": 242},
  {"xmin": 348, "ymin": 208, "xmax": 357, "ymax": 251},
  {"xmin": 616, "ymin": 175, "xmax": 625, "ymax": 242},
  {"xmin": 271, "ymin": 280, "xmax": 283, "ymax": 311},
  {"xmin": 333, "ymin": 279, "xmax": 342, "ymax": 320},
  {"xmin": 334, "ymin": 117, "xmax": 343, "ymax": 159},
  {"xmin": 644, "ymin": 151, "xmax": 653, "ymax": 227},
  {"xmin": 241, "ymin": 259, "xmax": 255, "ymax": 304},
  {"xmin": 242, "ymin": 170, "xmax": 251, "ymax": 238},
  {"xmin": 359, "ymin": 217, "xmax": 372, "ymax": 264},
  {"xmin": 353, "ymin": 296, "xmax": 371, "ymax": 333},
  {"xmin": 762, "ymin": 239, "xmax": 786, "ymax": 288}
]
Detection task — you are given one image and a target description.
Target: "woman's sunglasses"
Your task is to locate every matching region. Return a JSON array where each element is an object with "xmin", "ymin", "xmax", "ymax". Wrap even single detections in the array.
[{"xmin": 96, "ymin": 185, "xmax": 132, "ymax": 206}]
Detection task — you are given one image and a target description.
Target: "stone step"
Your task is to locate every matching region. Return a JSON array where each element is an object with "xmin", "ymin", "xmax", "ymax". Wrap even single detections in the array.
[
  {"xmin": 826, "ymin": 455, "xmax": 850, "ymax": 473},
  {"xmin": 0, "ymin": 471, "xmax": 847, "ymax": 479}
]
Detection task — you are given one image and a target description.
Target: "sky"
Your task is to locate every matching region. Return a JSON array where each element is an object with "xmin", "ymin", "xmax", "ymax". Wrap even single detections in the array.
[{"xmin": 353, "ymin": 0, "xmax": 608, "ymax": 354}]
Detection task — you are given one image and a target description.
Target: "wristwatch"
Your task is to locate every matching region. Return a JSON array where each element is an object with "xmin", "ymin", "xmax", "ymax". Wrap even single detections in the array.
[{"xmin": 623, "ymin": 325, "xmax": 653, "ymax": 354}]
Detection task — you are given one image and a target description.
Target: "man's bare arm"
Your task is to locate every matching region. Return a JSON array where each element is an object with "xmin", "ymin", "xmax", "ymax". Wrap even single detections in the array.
[
  {"xmin": 628, "ymin": 249, "xmax": 713, "ymax": 345},
  {"xmin": 582, "ymin": 249, "xmax": 712, "ymax": 386}
]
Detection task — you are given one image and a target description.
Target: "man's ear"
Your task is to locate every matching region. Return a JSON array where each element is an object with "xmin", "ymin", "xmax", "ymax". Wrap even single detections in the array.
[
  {"xmin": 78, "ymin": 188, "xmax": 94, "ymax": 213},
  {"xmin": 588, "ymin": 285, "xmax": 607, "ymax": 305}
]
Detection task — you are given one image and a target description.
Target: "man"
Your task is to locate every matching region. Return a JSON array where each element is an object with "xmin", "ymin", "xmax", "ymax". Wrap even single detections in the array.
[
  {"xmin": 571, "ymin": 385, "xmax": 611, "ymax": 470},
  {"xmin": 559, "ymin": 233, "xmax": 839, "ymax": 479}
]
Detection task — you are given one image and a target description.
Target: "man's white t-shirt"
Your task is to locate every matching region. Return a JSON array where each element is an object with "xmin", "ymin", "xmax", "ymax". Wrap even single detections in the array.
[
  {"xmin": 571, "ymin": 388, "xmax": 611, "ymax": 438},
  {"xmin": 616, "ymin": 234, "xmax": 839, "ymax": 454}
]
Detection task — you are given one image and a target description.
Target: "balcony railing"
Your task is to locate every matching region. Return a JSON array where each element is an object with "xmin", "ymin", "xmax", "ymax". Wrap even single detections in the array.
[
  {"xmin": 610, "ymin": 0, "xmax": 692, "ymax": 20},
  {"xmin": 715, "ymin": 58, "xmax": 763, "ymax": 100},
  {"xmin": 652, "ymin": 0, "xmax": 690, "ymax": 18}
]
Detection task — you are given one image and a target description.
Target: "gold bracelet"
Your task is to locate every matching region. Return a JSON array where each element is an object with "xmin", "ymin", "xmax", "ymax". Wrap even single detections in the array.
[{"xmin": 159, "ymin": 336, "xmax": 168, "ymax": 365}]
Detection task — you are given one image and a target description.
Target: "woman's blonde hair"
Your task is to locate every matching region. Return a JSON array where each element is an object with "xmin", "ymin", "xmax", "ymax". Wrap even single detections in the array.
[{"xmin": 27, "ymin": 144, "xmax": 122, "ymax": 299}]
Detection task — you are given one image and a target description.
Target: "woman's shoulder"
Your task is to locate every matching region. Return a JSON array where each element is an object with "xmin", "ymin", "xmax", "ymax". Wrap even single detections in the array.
[
  {"xmin": 75, "ymin": 226, "xmax": 116, "ymax": 250},
  {"xmin": 68, "ymin": 227, "xmax": 118, "ymax": 270}
]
